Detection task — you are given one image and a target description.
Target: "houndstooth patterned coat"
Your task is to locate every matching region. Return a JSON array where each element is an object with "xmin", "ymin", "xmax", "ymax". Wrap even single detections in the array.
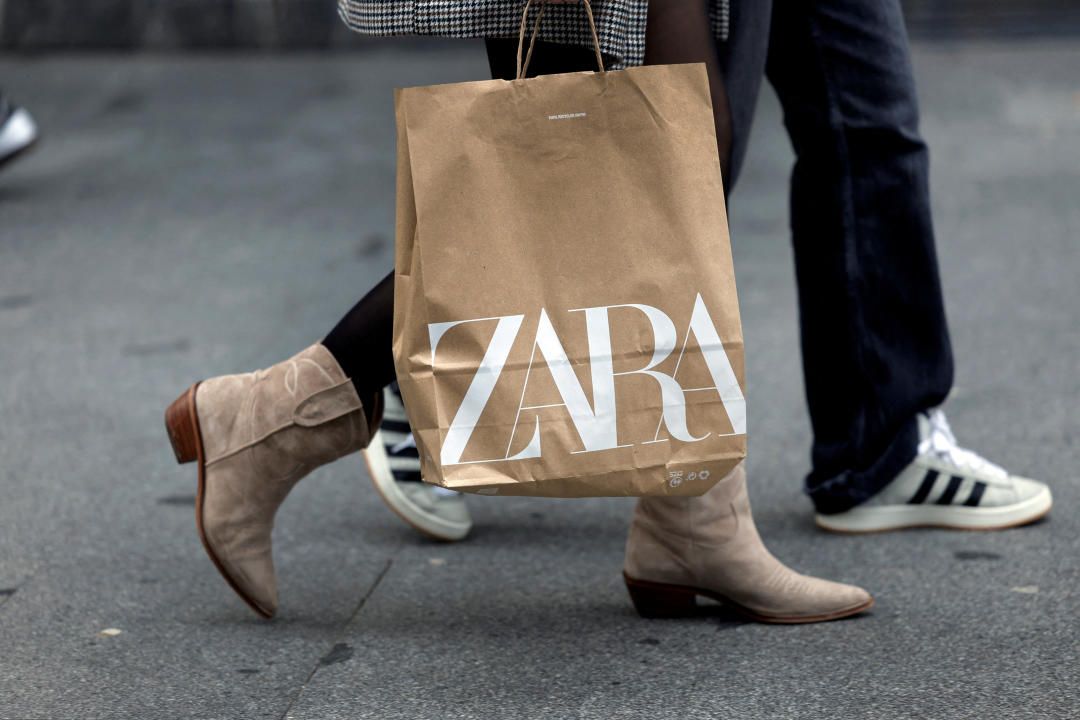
[{"xmin": 337, "ymin": 0, "xmax": 730, "ymax": 69}]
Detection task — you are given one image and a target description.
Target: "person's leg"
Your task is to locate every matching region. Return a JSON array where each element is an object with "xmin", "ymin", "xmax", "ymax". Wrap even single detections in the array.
[
  {"xmin": 457, "ymin": 20, "xmax": 870, "ymax": 624},
  {"xmin": 166, "ymin": 339, "xmax": 381, "ymax": 617},
  {"xmin": 642, "ymin": 0, "xmax": 733, "ymax": 185},
  {"xmin": 326, "ymin": 253, "xmax": 475, "ymax": 543},
  {"xmin": 618, "ymin": 0, "xmax": 870, "ymax": 623},
  {"xmin": 322, "ymin": 269, "xmax": 394, "ymax": 405},
  {"xmin": 764, "ymin": 0, "xmax": 954, "ymax": 514},
  {"xmin": 168, "ymin": 247, "xmax": 394, "ymax": 618},
  {"xmin": 765, "ymin": 0, "xmax": 1050, "ymax": 533}
]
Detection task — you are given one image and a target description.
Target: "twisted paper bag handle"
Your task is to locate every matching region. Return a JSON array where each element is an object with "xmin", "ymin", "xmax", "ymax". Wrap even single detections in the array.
[{"xmin": 516, "ymin": 0, "xmax": 606, "ymax": 80}]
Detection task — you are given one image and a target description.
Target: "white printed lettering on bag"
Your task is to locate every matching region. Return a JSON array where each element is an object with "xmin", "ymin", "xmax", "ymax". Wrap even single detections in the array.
[{"xmin": 427, "ymin": 293, "xmax": 745, "ymax": 467}]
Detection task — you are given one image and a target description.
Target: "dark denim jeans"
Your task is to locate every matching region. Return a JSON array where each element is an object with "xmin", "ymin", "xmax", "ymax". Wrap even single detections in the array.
[
  {"xmin": 736, "ymin": 0, "xmax": 954, "ymax": 513},
  {"xmin": 486, "ymin": 0, "xmax": 954, "ymax": 513}
]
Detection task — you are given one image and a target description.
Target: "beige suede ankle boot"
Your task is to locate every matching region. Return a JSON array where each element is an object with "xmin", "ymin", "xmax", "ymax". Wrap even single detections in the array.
[
  {"xmin": 624, "ymin": 462, "xmax": 873, "ymax": 623},
  {"xmin": 165, "ymin": 343, "xmax": 381, "ymax": 618}
]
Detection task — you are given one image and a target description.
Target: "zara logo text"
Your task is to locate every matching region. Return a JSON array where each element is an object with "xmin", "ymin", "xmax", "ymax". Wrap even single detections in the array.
[{"xmin": 427, "ymin": 293, "xmax": 745, "ymax": 466}]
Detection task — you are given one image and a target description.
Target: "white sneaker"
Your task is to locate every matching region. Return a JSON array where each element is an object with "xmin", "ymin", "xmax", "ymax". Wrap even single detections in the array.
[
  {"xmin": 0, "ymin": 97, "xmax": 38, "ymax": 169},
  {"xmin": 815, "ymin": 409, "xmax": 1052, "ymax": 533},
  {"xmin": 362, "ymin": 385, "xmax": 472, "ymax": 542}
]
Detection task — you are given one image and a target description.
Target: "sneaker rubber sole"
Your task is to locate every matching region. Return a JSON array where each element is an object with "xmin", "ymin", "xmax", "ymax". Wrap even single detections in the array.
[
  {"xmin": 814, "ymin": 484, "xmax": 1052, "ymax": 533},
  {"xmin": 362, "ymin": 429, "xmax": 470, "ymax": 542}
]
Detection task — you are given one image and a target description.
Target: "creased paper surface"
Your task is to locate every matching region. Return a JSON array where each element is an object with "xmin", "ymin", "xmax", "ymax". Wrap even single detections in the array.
[{"xmin": 392, "ymin": 64, "xmax": 746, "ymax": 497}]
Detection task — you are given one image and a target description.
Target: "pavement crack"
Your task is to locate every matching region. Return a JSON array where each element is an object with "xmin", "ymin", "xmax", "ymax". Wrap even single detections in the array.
[{"xmin": 277, "ymin": 553, "xmax": 396, "ymax": 720}]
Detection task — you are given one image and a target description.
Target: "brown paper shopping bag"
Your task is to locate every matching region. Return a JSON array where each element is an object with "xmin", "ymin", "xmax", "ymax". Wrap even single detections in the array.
[{"xmin": 391, "ymin": 0, "xmax": 746, "ymax": 497}]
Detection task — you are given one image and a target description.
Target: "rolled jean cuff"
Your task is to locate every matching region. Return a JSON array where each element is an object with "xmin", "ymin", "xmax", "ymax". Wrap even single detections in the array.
[{"xmin": 805, "ymin": 415, "xmax": 920, "ymax": 515}]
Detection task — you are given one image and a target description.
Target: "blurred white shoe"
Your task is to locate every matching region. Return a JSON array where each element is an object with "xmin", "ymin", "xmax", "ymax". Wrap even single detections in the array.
[
  {"xmin": 362, "ymin": 385, "xmax": 472, "ymax": 542},
  {"xmin": 816, "ymin": 409, "xmax": 1052, "ymax": 533},
  {"xmin": 0, "ymin": 96, "xmax": 38, "ymax": 169}
]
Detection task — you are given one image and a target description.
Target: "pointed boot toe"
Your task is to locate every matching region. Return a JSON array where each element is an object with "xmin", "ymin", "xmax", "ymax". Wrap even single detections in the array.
[
  {"xmin": 738, "ymin": 570, "xmax": 873, "ymax": 623},
  {"xmin": 219, "ymin": 549, "xmax": 279, "ymax": 619},
  {"xmin": 200, "ymin": 517, "xmax": 280, "ymax": 618},
  {"xmin": 227, "ymin": 560, "xmax": 279, "ymax": 619},
  {"xmin": 811, "ymin": 578, "xmax": 873, "ymax": 617},
  {"xmin": 165, "ymin": 343, "xmax": 377, "ymax": 618}
]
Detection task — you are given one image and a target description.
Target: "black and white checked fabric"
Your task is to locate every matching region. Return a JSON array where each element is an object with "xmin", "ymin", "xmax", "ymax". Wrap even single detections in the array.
[{"xmin": 337, "ymin": 0, "xmax": 730, "ymax": 70}]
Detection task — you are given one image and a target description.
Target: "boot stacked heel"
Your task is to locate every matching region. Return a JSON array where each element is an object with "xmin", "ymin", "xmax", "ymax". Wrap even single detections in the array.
[
  {"xmin": 623, "ymin": 573, "xmax": 699, "ymax": 618},
  {"xmin": 165, "ymin": 384, "xmax": 200, "ymax": 464}
]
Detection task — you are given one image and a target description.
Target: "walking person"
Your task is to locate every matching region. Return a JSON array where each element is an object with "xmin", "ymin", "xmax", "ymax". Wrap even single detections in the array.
[
  {"xmin": 358, "ymin": 0, "xmax": 1052, "ymax": 538},
  {"xmin": 164, "ymin": 0, "xmax": 876, "ymax": 624}
]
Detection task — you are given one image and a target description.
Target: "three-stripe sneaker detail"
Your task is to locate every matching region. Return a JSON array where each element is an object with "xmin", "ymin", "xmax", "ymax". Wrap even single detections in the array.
[
  {"xmin": 904, "ymin": 469, "xmax": 989, "ymax": 508},
  {"xmin": 361, "ymin": 384, "xmax": 472, "ymax": 542},
  {"xmin": 815, "ymin": 409, "xmax": 1052, "ymax": 533}
]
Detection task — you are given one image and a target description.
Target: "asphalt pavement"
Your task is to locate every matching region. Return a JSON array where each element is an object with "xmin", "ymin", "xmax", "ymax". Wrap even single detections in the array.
[{"xmin": 1, "ymin": 40, "xmax": 1078, "ymax": 719}]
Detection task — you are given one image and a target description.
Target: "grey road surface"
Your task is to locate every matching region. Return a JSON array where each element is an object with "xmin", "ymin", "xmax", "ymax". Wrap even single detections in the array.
[{"xmin": 1, "ymin": 40, "xmax": 1078, "ymax": 719}]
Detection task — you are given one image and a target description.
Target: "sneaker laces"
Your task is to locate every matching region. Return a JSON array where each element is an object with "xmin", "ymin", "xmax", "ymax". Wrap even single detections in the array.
[{"xmin": 919, "ymin": 409, "xmax": 1007, "ymax": 480}]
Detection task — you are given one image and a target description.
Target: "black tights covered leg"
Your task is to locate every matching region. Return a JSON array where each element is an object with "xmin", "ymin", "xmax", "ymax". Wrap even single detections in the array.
[
  {"xmin": 322, "ymin": 270, "xmax": 395, "ymax": 405},
  {"xmin": 643, "ymin": 0, "xmax": 733, "ymax": 187},
  {"xmin": 326, "ymin": 4, "xmax": 733, "ymax": 400}
]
